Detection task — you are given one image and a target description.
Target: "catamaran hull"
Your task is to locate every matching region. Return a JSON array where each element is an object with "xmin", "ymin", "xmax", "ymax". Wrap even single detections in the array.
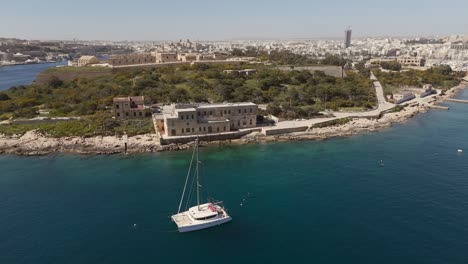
[{"xmin": 178, "ymin": 217, "xmax": 232, "ymax": 233}]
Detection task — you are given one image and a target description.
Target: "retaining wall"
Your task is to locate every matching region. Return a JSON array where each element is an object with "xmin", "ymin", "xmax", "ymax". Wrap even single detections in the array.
[
  {"xmin": 160, "ymin": 128, "xmax": 261, "ymax": 145},
  {"xmin": 264, "ymin": 126, "xmax": 308, "ymax": 136}
]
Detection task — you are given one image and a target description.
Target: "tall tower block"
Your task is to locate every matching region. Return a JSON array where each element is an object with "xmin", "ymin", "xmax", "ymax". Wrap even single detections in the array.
[{"xmin": 344, "ymin": 27, "xmax": 352, "ymax": 48}]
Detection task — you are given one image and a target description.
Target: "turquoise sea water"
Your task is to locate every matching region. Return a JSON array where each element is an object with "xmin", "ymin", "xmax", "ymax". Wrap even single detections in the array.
[
  {"xmin": 1, "ymin": 90, "xmax": 468, "ymax": 263},
  {"xmin": 0, "ymin": 62, "xmax": 67, "ymax": 91}
]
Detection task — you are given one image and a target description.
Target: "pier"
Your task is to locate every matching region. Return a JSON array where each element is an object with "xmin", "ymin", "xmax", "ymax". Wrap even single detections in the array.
[
  {"xmin": 445, "ymin": 98, "xmax": 468, "ymax": 104},
  {"xmin": 428, "ymin": 105, "xmax": 449, "ymax": 110}
]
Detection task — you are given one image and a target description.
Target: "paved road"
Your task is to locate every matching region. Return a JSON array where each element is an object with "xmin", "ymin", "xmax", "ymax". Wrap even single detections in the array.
[{"xmin": 263, "ymin": 74, "xmax": 395, "ymax": 134}]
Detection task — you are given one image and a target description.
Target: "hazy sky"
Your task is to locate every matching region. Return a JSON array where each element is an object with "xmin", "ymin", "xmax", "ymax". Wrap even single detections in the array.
[{"xmin": 1, "ymin": 0, "xmax": 467, "ymax": 40}]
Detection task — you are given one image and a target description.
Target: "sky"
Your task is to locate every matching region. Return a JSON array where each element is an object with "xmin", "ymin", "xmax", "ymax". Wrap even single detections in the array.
[{"xmin": 0, "ymin": 0, "xmax": 467, "ymax": 41}]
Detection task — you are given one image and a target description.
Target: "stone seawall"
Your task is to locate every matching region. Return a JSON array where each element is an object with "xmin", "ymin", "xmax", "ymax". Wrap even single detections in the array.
[
  {"xmin": 264, "ymin": 126, "xmax": 308, "ymax": 136},
  {"xmin": 160, "ymin": 128, "xmax": 261, "ymax": 145}
]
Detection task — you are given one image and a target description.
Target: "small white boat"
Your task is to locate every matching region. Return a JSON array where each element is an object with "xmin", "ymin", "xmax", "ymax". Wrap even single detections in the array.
[
  {"xmin": 171, "ymin": 138, "xmax": 232, "ymax": 232},
  {"xmin": 458, "ymin": 149, "xmax": 463, "ymax": 153}
]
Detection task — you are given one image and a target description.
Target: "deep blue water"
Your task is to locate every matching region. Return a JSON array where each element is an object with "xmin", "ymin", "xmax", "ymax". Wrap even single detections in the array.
[
  {"xmin": 1, "ymin": 90, "xmax": 468, "ymax": 263},
  {"xmin": 0, "ymin": 61, "xmax": 67, "ymax": 91}
]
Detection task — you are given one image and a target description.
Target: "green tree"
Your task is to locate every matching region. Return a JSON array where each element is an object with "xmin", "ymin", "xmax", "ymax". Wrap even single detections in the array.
[
  {"xmin": 0, "ymin": 92, "xmax": 10, "ymax": 101},
  {"xmin": 47, "ymin": 76, "xmax": 64, "ymax": 88}
]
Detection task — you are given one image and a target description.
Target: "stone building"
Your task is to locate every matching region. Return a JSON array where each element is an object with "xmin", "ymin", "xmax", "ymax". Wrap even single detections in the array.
[
  {"xmin": 154, "ymin": 52, "xmax": 178, "ymax": 63},
  {"xmin": 113, "ymin": 96, "xmax": 149, "ymax": 118},
  {"xmin": 177, "ymin": 53, "xmax": 198, "ymax": 62},
  {"xmin": 196, "ymin": 54, "xmax": 215, "ymax": 61},
  {"xmin": 397, "ymin": 55, "xmax": 425, "ymax": 66},
  {"xmin": 161, "ymin": 103, "xmax": 257, "ymax": 137},
  {"xmin": 108, "ymin": 53, "xmax": 156, "ymax": 66},
  {"xmin": 451, "ymin": 42, "xmax": 468, "ymax": 50},
  {"xmin": 77, "ymin": 56, "xmax": 99, "ymax": 67}
]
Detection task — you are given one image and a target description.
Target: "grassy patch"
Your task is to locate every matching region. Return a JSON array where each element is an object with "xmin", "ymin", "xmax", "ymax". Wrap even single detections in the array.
[
  {"xmin": 312, "ymin": 117, "xmax": 352, "ymax": 128},
  {"xmin": 339, "ymin": 107, "xmax": 367, "ymax": 112},
  {"xmin": 386, "ymin": 105, "xmax": 405, "ymax": 113},
  {"xmin": 0, "ymin": 117, "xmax": 153, "ymax": 137}
]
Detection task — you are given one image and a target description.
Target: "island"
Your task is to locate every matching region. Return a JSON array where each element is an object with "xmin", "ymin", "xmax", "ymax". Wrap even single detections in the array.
[{"xmin": 0, "ymin": 51, "xmax": 466, "ymax": 155}]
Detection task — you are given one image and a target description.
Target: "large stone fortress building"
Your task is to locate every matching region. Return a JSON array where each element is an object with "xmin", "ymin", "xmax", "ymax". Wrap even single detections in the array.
[
  {"xmin": 108, "ymin": 53, "xmax": 156, "ymax": 66},
  {"xmin": 161, "ymin": 103, "xmax": 257, "ymax": 137}
]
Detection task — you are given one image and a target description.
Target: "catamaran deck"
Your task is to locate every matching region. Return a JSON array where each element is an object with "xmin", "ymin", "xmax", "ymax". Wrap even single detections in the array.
[{"xmin": 171, "ymin": 213, "xmax": 193, "ymax": 227}]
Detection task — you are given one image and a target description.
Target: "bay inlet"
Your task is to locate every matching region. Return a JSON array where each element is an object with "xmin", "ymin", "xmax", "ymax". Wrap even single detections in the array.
[{"xmin": 0, "ymin": 61, "xmax": 67, "ymax": 91}]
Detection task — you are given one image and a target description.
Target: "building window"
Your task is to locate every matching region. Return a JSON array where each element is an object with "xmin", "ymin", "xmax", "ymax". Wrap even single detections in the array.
[
  {"xmin": 223, "ymin": 126, "xmax": 226, "ymax": 131},
  {"xmin": 192, "ymin": 115, "xmax": 194, "ymax": 119},
  {"xmin": 115, "ymin": 104, "xmax": 119, "ymax": 109},
  {"xmin": 209, "ymin": 111, "xmax": 212, "ymax": 115},
  {"xmin": 217, "ymin": 127, "xmax": 220, "ymax": 132},
  {"xmin": 243, "ymin": 121, "xmax": 246, "ymax": 125},
  {"xmin": 203, "ymin": 127, "xmax": 206, "ymax": 131},
  {"xmin": 238, "ymin": 109, "xmax": 241, "ymax": 114},
  {"xmin": 244, "ymin": 109, "xmax": 247, "ymax": 113},
  {"xmin": 187, "ymin": 123, "xmax": 189, "ymax": 126},
  {"xmin": 182, "ymin": 128, "xmax": 184, "ymax": 133},
  {"xmin": 198, "ymin": 112, "xmax": 200, "ymax": 116},
  {"xmin": 204, "ymin": 111, "xmax": 206, "ymax": 116},
  {"xmin": 139, "ymin": 112, "xmax": 142, "ymax": 116},
  {"xmin": 134, "ymin": 112, "xmax": 136, "ymax": 117},
  {"xmin": 126, "ymin": 112, "xmax": 129, "ymax": 116},
  {"xmin": 224, "ymin": 110, "xmax": 227, "ymax": 114},
  {"xmin": 220, "ymin": 111, "xmax": 223, "ymax": 116},
  {"xmin": 249, "ymin": 119, "xmax": 252, "ymax": 125},
  {"xmin": 117, "ymin": 113, "xmax": 120, "ymax": 117},
  {"xmin": 181, "ymin": 115, "xmax": 184, "ymax": 120},
  {"xmin": 237, "ymin": 121, "xmax": 240, "ymax": 126},
  {"xmin": 187, "ymin": 115, "xmax": 189, "ymax": 120},
  {"xmin": 228, "ymin": 110, "xmax": 231, "ymax": 114},
  {"xmin": 250, "ymin": 108, "xmax": 252, "ymax": 113},
  {"xmin": 192, "ymin": 128, "xmax": 194, "ymax": 132}
]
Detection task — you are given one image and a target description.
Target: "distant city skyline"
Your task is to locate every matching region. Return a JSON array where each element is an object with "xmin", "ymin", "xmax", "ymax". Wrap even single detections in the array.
[{"xmin": 1, "ymin": 0, "xmax": 467, "ymax": 41}]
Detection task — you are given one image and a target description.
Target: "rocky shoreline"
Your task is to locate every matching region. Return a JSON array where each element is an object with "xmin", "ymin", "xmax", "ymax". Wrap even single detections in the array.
[{"xmin": 0, "ymin": 82, "xmax": 466, "ymax": 156}]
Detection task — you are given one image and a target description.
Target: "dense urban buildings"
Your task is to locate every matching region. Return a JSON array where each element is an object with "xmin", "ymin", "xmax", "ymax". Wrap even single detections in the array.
[{"xmin": 1, "ymin": 35, "xmax": 468, "ymax": 71}]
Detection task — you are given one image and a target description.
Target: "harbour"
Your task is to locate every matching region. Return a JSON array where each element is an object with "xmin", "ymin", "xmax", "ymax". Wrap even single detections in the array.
[{"xmin": 0, "ymin": 61, "xmax": 66, "ymax": 91}]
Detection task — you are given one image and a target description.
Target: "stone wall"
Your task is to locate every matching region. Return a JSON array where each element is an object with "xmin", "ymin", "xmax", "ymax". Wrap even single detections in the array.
[
  {"xmin": 160, "ymin": 128, "xmax": 261, "ymax": 145},
  {"xmin": 264, "ymin": 126, "xmax": 308, "ymax": 136}
]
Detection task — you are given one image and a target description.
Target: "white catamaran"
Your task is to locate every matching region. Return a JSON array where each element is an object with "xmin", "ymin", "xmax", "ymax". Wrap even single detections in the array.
[{"xmin": 171, "ymin": 139, "xmax": 232, "ymax": 232}]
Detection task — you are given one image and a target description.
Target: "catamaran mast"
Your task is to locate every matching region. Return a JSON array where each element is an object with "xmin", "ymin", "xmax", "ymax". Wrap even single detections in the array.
[
  {"xmin": 177, "ymin": 140, "xmax": 196, "ymax": 214},
  {"xmin": 196, "ymin": 138, "xmax": 201, "ymax": 210}
]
